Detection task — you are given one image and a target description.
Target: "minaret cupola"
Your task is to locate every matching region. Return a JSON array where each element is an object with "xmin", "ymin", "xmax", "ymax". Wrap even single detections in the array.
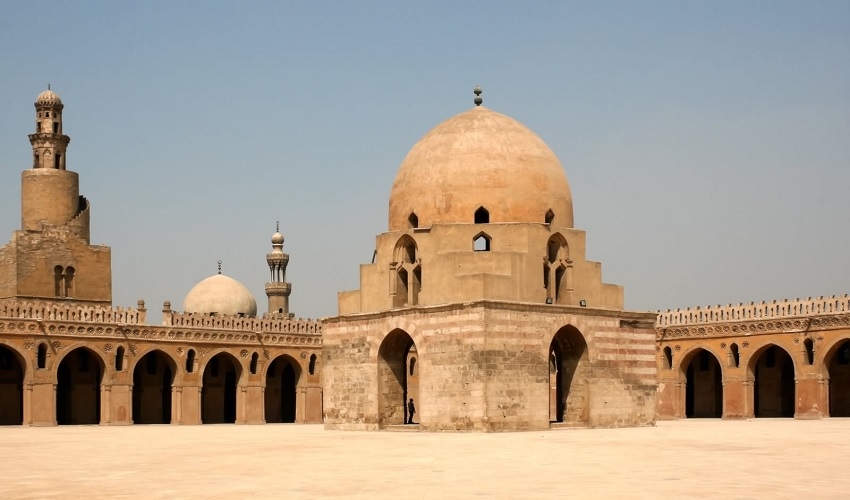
[
  {"xmin": 29, "ymin": 86, "xmax": 70, "ymax": 170},
  {"xmin": 265, "ymin": 222, "xmax": 292, "ymax": 316}
]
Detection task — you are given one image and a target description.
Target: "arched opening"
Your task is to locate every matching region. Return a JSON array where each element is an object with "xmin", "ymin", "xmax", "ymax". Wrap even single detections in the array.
[
  {"xmin": 54, "ymin": 266, "xmax": 63, "ymax": 297},
  {"xmin": 392, "ymin": 236, "xmax": 419, "ymax": 307},
  {"xmin": 662, "ymin": 346, "xmax": 673, "ymax": 369},
  {"xmin": 730, "ymin": 343, "xmax": 740, "ymax": 367},
  {"xmin": 308, "ymin": 354, "xmax": 317, "ymax": 375},
  {"xmin": 378, "ymin": 330, "xmax": 418, "ymax": 426},
  {"xmin": 132, "ymin": 351, "xmax": 174, "ymax": 424},
  {"xmin": 804, "ymin": 338, "xmax": 814, "ymax": 365},
  {"xmin": 37, "ymin": 343, "xmax": 47, "ymax": 369},
  {"xmin": 57, "ymin": 348, "xmax": 103, "ymax": 425},
  {"xmin": 549, "ymin": 326, "xmax": 589, "ymax": 425},
  {"xmin": 115, "ymin": 346, "xmax": 125, "ymax": 371},
  {"xmin": 827, "ymin": 340, "xmax": 850, "ymax": 417},
  {"xmin": 0, "ymin": 345, "xmax": 24, "ymax": 425},
  {"xmin": 751, "ymin": 345, "xmax": 795, "ymax": 418},
  {"xmin": 683, "ymin": 349, "xmax": 723, "ymax": 418},
  {"xmin": 544, "ymin": 234, "xmax": 569, "ymax": 304},
  {"xmin": 408, "ymin": 212, "xmax": 418, "ymax": 229},
  {"xmin": 64, "ymin": 267, "xmax": 75, "ymax": 297},
  {"xmin": 474, "ymin": 206, "xmax": 489, "ymax": 224},
  {"xmin": 545, "ymin": 209, "xmax": 555, "ymax": 224},
  {"xmin": 185, "ymin": 349, "xmax": 195, "ymax": 373},
  {"xmin": 265, "ymin": 355, "xmax": 300, "ymax": 423},
  {"xmin": 201, "ymin": 353, "xmax": 240, "ymax": 424},
  {"xmin": 250, "ymin": 352, "xmax": 259, "ymax": 375},
  {"xmin": 473, "ymin": 232, "xmax": 491, "ymax": 252}
]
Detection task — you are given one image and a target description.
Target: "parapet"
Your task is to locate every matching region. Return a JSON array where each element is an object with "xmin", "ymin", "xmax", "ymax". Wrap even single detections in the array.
[
  {"xmin": 0, "ymin": 298, "xmax": 145, "ymax": 324},
  {"xmin": 656, "ymin": 294, "xmax": 850, "ymax": 327}
]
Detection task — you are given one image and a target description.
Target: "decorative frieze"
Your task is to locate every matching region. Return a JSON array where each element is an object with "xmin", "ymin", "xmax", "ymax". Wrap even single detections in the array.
[{"xmin": 656, "ymin": 313, "xmax": 850, "ymax": 341}]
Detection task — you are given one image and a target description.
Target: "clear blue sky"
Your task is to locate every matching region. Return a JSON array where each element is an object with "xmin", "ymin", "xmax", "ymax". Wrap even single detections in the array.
[{"xmin": 1, "ymin": 1, "xmax": 848, "ymax": 319}]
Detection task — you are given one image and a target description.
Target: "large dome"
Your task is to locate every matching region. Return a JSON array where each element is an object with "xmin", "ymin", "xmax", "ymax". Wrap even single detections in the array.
[
  {"xmin": 388, "ymin": 105, "xmax": 573, "ymax": 231},
  {"xmin": 183, "ymin": 274, "xmax": 258, "ymax": 317}
]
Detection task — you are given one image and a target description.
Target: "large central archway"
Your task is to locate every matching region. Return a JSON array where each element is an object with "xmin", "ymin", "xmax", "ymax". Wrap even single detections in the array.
[
  {"xmin": 265, "ymin": 355, "xmax": 300, "ymax": 423},
  {"xmin": 377, "ymin": 329, "xmax": 417, "ymax": 427},
  {"xmin": 827, "ymin": 339, "xmax": 850, "ymax": 417},
  {"xmin": 201, "ymin": 353, "xmax": 240, "ymax": 424},
  {"xmin": 549, "ymin": 325, "xmax": 589, "ymax": 425},
  {"xmin": 57, "ymin": 348, "xmax": 104, "ymax": 425},
  {"xmin": 132, "ymin": 350, "xmax": 175, "ymax": 424},
  {"xmin": 751, "ymin": 345, "xmax": 795, "ymax": 418},
  {"xmin": 0, "ymin": 345, "xmax": 24, "ymax": 425}
]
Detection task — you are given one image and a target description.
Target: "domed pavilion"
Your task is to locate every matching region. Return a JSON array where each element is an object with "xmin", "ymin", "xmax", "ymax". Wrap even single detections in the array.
[{"xmin": 323, "ymin": 88, "xmax": 659, "ymax": 431}]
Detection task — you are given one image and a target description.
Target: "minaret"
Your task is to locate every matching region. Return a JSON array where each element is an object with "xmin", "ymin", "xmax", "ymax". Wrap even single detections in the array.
[
  {"xmin": 0, "ymin": 88, "xmax": 112, "ymax": 304},
  {"xmin": 22, "ymin": 87, "xmax": 90, "ymax": 242},
  {"xmin": 265, "ymin": 222, "xmax": 292, "ymax": 316}
]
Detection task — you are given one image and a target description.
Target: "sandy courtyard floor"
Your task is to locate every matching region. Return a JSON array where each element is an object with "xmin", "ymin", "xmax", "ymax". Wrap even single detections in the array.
[{"xmin": 0, "ymin": 419, "xmax": 848, "ymax": 499}]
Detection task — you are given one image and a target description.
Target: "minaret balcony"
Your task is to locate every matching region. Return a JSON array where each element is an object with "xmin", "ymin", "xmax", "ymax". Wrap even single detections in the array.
[{"xmin": 265, "ymin": 282, "xmax": 292, "ymax": 295}]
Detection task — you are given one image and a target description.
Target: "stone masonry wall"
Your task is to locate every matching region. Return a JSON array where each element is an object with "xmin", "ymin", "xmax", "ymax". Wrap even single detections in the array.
[{"xmin": 323, "ymin": 300, "xmax": 657, "ymax": 431}]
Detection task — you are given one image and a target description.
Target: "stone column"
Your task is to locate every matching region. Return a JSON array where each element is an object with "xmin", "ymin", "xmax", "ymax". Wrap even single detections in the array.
[
  {"xmin": 172, "ymin": 385, "xmax": 183, "ymax": 424},
  {"xmin": 109, "ymin": 382, "xmax": 132, "ymax": 424},
  {"xmin": 296, "ymin": 386, "xmax": 307, "ymax": 423},
  {"xmin": 721, "ymin": 378, "xmax": 747, "ymax": 419},
  {"xmin": 23, "ymin": 383, "xmax": 33, "ymax": 426},
  {"xmin": 794, "ymin": 374, "xmax": 825, "ymax": 419},
  {"xmin": 100, "ymin": 384, "xmax": 112, "ymax": 424},
  {"xmin": 29, "ymin": 382, "xmax": 56, "ymax": 426}
]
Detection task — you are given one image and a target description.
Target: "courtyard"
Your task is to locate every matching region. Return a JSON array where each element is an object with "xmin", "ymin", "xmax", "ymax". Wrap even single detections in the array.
[{"xmin": 0, "ymin": 419, "xmax": 847, "ymax": 499}]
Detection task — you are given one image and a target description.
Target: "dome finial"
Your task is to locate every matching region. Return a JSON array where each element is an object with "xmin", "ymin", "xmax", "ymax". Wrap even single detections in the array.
[
  {"xmin": 217, "ymin": 260, "xmax": 222, "ymax": 275},
  {"xmin": 47, "ymin": 83, "xmax": 51, "ymax": 91},
  {"xmin": 473, "ymin": 85, "xmax": 483, "ymax": 106},
  {"xmin": 276, "ymin": 220, "xmax": 279, "ymax": 232}
]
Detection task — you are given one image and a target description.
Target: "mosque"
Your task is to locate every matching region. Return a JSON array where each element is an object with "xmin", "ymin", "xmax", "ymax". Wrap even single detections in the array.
[{"xmin": 0, "ymin": 88, "xmax": 847, "ymax": 429}]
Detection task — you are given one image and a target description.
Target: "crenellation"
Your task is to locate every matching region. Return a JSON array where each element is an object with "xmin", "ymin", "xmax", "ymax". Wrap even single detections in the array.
[{"xmin": 656, "ymin": 294, "xmax": 850, "ymax": 327}]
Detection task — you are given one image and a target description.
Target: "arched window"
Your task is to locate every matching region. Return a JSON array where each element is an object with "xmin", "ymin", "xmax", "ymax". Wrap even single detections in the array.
[
  {"xmin": 408, "ymin": 212, "xmax": 418, "ymax": 229},
  {"xmin": 64, "ymin": 267, "xmax": 75, "ymax": 298},
  {"xmin": 54, "ymin": 266, "xmax": 64, "ymax": 297},
  {"xmin": 37, "ymin": 343, "xmax": 47, "ymax": 369},
  {"xmin": 663, "ymin": 346, "xmax": 673, "ymax": 369},
  {"xmin": 392, "ymin": 236, "xmax": 420, "ymax": 307},
  {"xmin": 409, "ymin": 357, "xmax": 417, "ymax": 376},
  {"xmin": 186, "ymin": 349, "xmax": 196, "ymax": 373},
  {"xmin": 474, "ymin": 206, "xmax": 489, "ymax": 224},
  {"xmin": 473, "ymin": 232, "xmax": 491, "ymax": 252},
  {"xmin": 545, "ymin": 209, "xmax": 555, "ymax": 224},
  {"xmin": 309, "ymin": 354, "xmax": 317, "ymax": 375},
  {"xmin": 730, "ymin": 343, "xmax": 740, "ymax": 367},
  {"xmin": 804, "ymin": 338, "xmax": 814, "ymax": 365},
  {"xmin": 250, "ymin": 352, "xmax": 259, "ymax": 374},
  {"xmin": 115, "ymin": 346, "xmax": 125, "ymax": 371}
]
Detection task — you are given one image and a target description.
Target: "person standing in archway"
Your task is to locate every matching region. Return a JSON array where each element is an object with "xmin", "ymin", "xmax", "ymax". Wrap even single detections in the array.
[{"xmin": 407, "ymin": 398, "xmax": 416, "ymax": 424}]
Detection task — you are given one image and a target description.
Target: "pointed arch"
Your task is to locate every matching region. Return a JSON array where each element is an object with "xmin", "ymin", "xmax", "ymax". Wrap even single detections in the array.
[
  {"xmin": 472, "ymin": 231, "xmax": 491, "ymax": 252},
  {"xmin": 201, "ymin": 351, "xmax": 242, "ymax": 424},
  {"xmin": 474, "ymin": 206, "xmax": 489, "ymax": 224},
  {"xmin": 0, "ymin": 344, "xmax": 25, "ymax": 425},
  {"xmin": 132, "ymin": 349, "xmax": 177, "ymax": 424},
  {"xmin": 824, "ymin": 338, "xmax": 850, "ymax": 417},
  {"xmin": 748, "ymin": 343, "xmax": 795, "ymax": 418},
  {"xmin": 678, "ymin": 347, "xmax": 723, "ymax": 418},
  {"xmin": 264, "ymin": 354, "xmax": 302, "ymax": 423},
  {"xmin": 378, "ymin": 329, "xmax": 418, "ymax": 426},
  {"xmin": 548, "ymin": 325, "xmax": 589, "ymax": 425},
  {"xmin": 56, "ymin": 346, "xmax": 106, "ymax": 425}
]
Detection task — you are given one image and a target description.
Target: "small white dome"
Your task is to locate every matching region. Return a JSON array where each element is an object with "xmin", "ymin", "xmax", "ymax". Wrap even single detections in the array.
[{"xmin": 183, "ymin": 274, "xmax": 257, "ymax": 317}]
